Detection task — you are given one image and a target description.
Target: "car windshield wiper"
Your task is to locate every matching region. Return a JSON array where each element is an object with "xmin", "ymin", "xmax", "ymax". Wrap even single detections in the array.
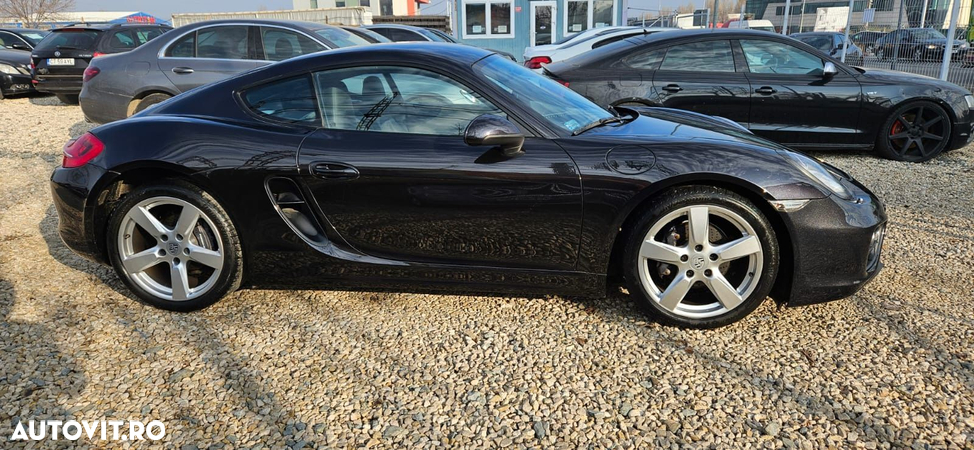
[
  {"xmin": 55, "ymin": 45, "xmax": 79, "ymax": 50},
  {"xmin": 571, "ymin": 115, "xmax": 628, "ymax": 136}
]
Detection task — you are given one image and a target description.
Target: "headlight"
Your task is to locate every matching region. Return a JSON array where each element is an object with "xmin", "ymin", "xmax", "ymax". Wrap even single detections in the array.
[
  {"xmin": 0, "ymin": 63, "xmax": 19, "ymax": 75},
  {"xmin": 965, "ymin": 94, "xmax": 974, "ymax": 109},
  {"xmin": 781, "ymin": 151, "xmax": 854, "ymax": 200},
  {"xmin": 926, "ymin": 44, "xmax": 938, "ymax": 49}
]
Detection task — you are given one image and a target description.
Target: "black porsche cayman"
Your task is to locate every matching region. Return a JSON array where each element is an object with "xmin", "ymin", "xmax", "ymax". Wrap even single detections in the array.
[{"xmin": 51, "ymin": 43, "xmax": 886, "ymax": 328}]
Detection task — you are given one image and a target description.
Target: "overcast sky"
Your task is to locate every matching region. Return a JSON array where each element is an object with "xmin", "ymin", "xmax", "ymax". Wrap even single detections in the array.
[{"xmin": 73, "ymin": 0, "xmax": 703, "ymax": 20}]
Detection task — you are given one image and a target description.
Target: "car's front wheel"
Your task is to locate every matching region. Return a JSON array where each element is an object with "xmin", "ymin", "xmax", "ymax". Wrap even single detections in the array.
[
  {"xmin": 107, "ymin": 182, "xmax": 243, "ymax": 311},
  {"xmin": 623, "ymin": 187, "xmax": 779, "ymax": 328},
  {"xmin": 875, "ymin": 101, "xmax": 951, "ymax": 162}
]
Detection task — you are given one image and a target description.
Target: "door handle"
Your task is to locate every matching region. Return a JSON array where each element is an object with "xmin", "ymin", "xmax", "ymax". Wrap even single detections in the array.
[
  {"xmin": 310, "ymin": 162, "xmax": 359, "ymax": 180},
  {"xmin": 171, "ymin": 67, "xmax": 194, "ymax": 74},
  {"xmin": 662, "ymin": 84, "xmax": 683, "ymax": 92},
  {"xmin": 755, "ymin": 86, "xmax": 777, "ymax": 95}
]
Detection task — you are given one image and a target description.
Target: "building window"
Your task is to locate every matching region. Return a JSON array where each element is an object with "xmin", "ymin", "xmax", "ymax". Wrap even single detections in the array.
[
  {"xmin": 311, "ymin": 0, "xmax": 318, "ymax": 8},
  {"xmin": 462, "ymin": 0, "xmax": 514, "ymax": 38},
  {"xmin": 564, "ymin": 0, "xmax": 615, "ymax": 36},
  {"xmin": 776, "ymin": 6, "xmax": 784, "ymax": 15},
  {"xmin": 336, "ymin": 0, "xmax": 346, "ymax": 6},
  {"xmin": 361, "ymin": 0, "xmax": 370, "ymax": 6}
]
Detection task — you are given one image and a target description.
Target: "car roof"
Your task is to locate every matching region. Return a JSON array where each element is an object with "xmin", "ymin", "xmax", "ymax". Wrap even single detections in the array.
[
  {"xmin": 53, "ymin": 23, "xmax": 170, "ymax": 31},
  {"xmin": 364, "ymin": 24, "xmax": 425, "ymax": 30},
  {"xmin": 172, "ymin": 19, "xmax": 338, "ymax": 32},
  {"xmin": 0, "ymin": 28, "xmax": 48, "ymax": 33},
  {"xmin": 792, "ymin": 31, "xmax": 840, "ymax": 36}
]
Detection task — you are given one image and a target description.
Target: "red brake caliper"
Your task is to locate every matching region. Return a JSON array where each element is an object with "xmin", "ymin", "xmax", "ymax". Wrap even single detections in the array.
[{"xmin": 890, "ymin": 118, "xmax": 904, "ymax": 137}]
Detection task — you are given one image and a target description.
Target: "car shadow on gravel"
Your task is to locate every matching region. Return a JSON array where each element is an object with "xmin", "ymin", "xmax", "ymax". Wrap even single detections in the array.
[
  {"xmin": 28, "ymin": 95, "xmax": 69, "ymax": 107},
  {"xmin": 0, "ymin": 277, "xmax": 88, "ymax": 439}
]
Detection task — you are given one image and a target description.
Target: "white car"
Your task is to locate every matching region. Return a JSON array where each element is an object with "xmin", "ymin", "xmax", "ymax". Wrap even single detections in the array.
[{"xmin": 523, "ymin": 26, "xmax": 675, "ymax": 72}]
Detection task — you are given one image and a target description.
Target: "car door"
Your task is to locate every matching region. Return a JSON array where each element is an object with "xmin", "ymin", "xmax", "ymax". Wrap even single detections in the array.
[
  {"xmin": 650, "ymin": 39, "xmax": 752, "ymax": 126},
  {"xmin": 158, "ymin": 25, "xmax": 259, "ymax": 92},
  {"xmin": 738, "ymin": 38, "xmax": 862, "ymax": 147},
  {"xmin": 297, "ymin": 65, "xmax": 583, "ymax": 270}
]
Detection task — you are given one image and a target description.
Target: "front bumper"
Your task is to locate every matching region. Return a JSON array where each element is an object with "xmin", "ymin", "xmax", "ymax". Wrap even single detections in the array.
[
  {"xmin": 948, "ymin": 117, "xmax": 974, "ymax": 150},
  {"xmin": 50, "ymin": 164, "xmax": 114, "ymax": 265},
  {"xmin": 777, "ymin": 175, "xmax": 887, "ymax": 307},
  {"xmin": 1, "ymin": 72, "xmax": 35, "ymax": 96}
]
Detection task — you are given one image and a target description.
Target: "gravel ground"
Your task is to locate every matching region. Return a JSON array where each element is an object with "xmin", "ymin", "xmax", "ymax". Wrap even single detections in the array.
[{"xmin": 1, "ymin": 95, "xmax": 972, "ymax": 449}]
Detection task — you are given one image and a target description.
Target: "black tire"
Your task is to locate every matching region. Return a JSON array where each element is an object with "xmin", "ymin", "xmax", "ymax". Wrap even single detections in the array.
[
  {"xmin": 875, "ymin": 100, "xmax": 951, "ymax": 162},
  {"xmin": 0, "ymin": 88, "xmax": 5, "ymax": 100},
  {"xmin": 133, "ymin": 93, "xmax": 171, "ymax": 115},
  {"xmin": 107, "ymin": 181, "xmax": 243, "ymax": 311},
  {"xmin": 55, "ymin": 94, "xmax": 79, "ymax": 104},
  {"xmin": 622, "ymin": 186, "xmax": 779, "ymax": 329}
]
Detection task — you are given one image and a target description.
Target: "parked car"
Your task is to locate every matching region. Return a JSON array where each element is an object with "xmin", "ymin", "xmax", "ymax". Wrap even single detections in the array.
[
  {"xmin": 0, "ymin": 28, "xmax": 49, "ymax": 51},
  {"xmin": 545, "ymin": 29, "xmax": 974, "ymax": 162},
  {"xmin": 851, "ymin": 30, "xmax": 885, "ymax": 55},
  {"xmin": 791, "ymin": 31, "xmax": 863, "ymax": 64},
  {"xmin": 0, "ymin": 49, "xmax": 35, "ymax": 99},
  {"xmin": 341, "ymin": 26, "xmax": 392, "ymax": 43},
  {"xmin": 874, "ymin": 28, "xmax": 968, "ymax": 61},
  {"xmin": 50, "ymin": 43, "xmax": 887, "ymax": 328},
  {"xmin": 365, "ymin": 24, "xmax": 518, "ymax": 61},
  {"xmin": 80, "ymin": 20, "xmax": 373, "ymax": 124},
  {"xmin": 523, "ymin": 26, "xmax": 674, "ymax": 72},
  {"xmin": 31, "ymin": 23, "xmax": 172, "ymax": 104}
]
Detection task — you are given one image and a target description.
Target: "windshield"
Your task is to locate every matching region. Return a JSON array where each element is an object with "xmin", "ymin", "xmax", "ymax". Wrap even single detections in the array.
[
  {"xmin": 35, "ymin": 30, "xmax": 101, "ymax": 51},
  {"xmin": 911, "ymin": 29, "xmax": 946, "ymax": 40},
  {"xmin": 315, "ymin": 28, "xmax": 371, "ymax": 47},
  {"xmin": 475, "ymin": 55, "xmax": 614, "ymax": 136},
  {"xmin": 797, "ymin": 35, "xmax": 833, "ymax": 51},
  {"xmin": 20, "ymin": 31, "xmax": 48, "ymax": 46}
]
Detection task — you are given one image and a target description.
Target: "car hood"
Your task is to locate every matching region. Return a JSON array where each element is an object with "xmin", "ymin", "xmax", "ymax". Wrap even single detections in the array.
[
  {"xmin": 578, "ymin": 107, "xmax": 789, "ymax": 151},
  {"xmin": 856, "ymin": 66, "xmax": 965, "ymax": 90},
  {"xmin": 0, "ymin": 48, "xmax": 30, "ymax": 65}
]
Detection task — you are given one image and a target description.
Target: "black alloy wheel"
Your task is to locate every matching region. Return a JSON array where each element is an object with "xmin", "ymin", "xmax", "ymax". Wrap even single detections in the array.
[{"xmin": 877, "ymin": 101, "xmax": 950, "ymax": 162}]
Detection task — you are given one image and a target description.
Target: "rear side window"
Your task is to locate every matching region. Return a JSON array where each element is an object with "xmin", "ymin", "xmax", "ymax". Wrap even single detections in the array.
[
  {"xmin": 261, "ymin": 27, "xmax": 325, "ymax": 61},
  {"xmin": 196, "ymin": 26, "xmax": 249, "ymax": 59},
  {"xmin": 34, "ymin": 30, "xmax": 101, "ymax": 51},
  {"xmin": 243, "ymin": 76, "xmax": 320, "ymax": 125},
  {"xmin": 167, "ymin": 32, "xmax": 195, "ymax": 57},
  {"xmin": 592, "ymin": 32, "xmax": 637, "ymax": 49},
  {"xmin": 659, "ymin": 40, "xmax": 735, "ymax": 72},
  {"xmin": 624, "ymin": 48, "xmax": 664, "ymax": 69},
  {"xmin": 313, "ymin": 28, "xmax": 371, "ymax": 48}
]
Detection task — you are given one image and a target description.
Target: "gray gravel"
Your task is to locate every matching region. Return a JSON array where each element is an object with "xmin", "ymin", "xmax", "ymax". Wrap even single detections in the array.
[{"xmin": 1, "ymin": 96, "xmax": 972, "ymax": 448}]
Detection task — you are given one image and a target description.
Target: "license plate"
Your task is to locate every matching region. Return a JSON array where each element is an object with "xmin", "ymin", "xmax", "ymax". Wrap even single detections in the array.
[{"xmin": 47, "ymin": 58, "xmax": 74, "ymax": 66}]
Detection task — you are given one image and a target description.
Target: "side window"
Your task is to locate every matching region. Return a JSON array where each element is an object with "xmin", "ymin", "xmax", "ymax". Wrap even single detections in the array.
[
  {"xmin": 0, "ymin": 32, "xmax": 12, "ymax": 47},
  {"xmin": 261, "ymin": 27, "xmax": 325, "ymax": 61},
  {"xmin": 313, "ymin": 66, "xmax": 505, "ymax": 136},
  {"xmin": 659, "ymin": 40, "xmax": 735, "ymax": 72},
  {"xmin": 166, "ymin": 32, "xmax": 195, "ymax": 57},
  {"xmin": 389, "ymin": 29, "xmax": 425, "ymax": 42},
  {"xmin": 135, "ymin": 28, "xmax": 166, "ymax": 44},
  {"xmin": 196, "ymin": 26, "xmax": 249, "ymax": 60},
  {"xmin": 242, "ymin": 75, "xmax": 320, "ymax": 125},
  {"xmin": 740, "ymin": 39, "xmax": 825, "ymax": 75},
  {"xmin": 623, "ymin": 48, "xmax": 664, "ymax": 69},
  {"xmin": 110, "ymin": 30, "xmax": 138, "ymax": 49},
  {"xmin": 369, "ymin": 28, "xmax": 395, "ymax": 40}
]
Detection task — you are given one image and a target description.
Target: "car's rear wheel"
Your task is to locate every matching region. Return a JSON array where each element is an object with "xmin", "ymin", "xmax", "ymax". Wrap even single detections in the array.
[
  {"xmin": 107, "ymin": 182, "xmax": 242, "ymax": 311},
  {"xmin": 623, "ymin": 186, "xmax": 778, "ymax": 328},
  {"xmin": 56, "ymin": 94, "xmax": 79, "ymax": 105},
  {"xmin": 876, "ymin": 101, "xmax": 951, "ymax": 162},
  {"xmin": 133, "ymin": 93, "xmax": 171, "ymax": 115}
]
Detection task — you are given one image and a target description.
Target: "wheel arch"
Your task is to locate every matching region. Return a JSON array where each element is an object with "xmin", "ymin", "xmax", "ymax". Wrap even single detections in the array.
[
  {"xmin": 605, "ymin": 175, "xmax": 795, "ymax": 305},
  {"xmin": 877, "ymin": 96, "xmax": 959, "ymax": 151},
  {"xmin": 86, "ymin": 162, "xmax": 230, "ymax": 265},
  {"xmin": 126, "ymin": 89, "xmax": 177, "ymax": 117}
]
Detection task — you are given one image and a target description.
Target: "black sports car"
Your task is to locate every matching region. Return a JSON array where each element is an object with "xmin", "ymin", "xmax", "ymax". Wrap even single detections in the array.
[
  {"xmin": 544, "ymin": 29, "xmax": 974, "ymax": 162},
  {"xmin": 51, "ymin": 43, "xmax": 886, "ymax": 328},
  {"xmin": 0, "ymin": 49, "xmax": 35, "ymax": 99}
]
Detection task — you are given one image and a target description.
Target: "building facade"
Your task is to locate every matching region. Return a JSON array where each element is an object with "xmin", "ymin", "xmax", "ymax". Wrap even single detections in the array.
[
  {"xmin": 453, "ymin": 0, "xmax": 626, "ymax": 59},
  {"xmin": 294, "ymin": 0, "xmax": 428, "ymax": 17},
  {"xmin": 762, "ymin": 0, "xmax": 974, "ymax": 32}
]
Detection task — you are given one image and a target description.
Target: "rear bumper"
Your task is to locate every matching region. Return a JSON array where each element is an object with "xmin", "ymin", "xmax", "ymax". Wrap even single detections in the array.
[
  {"xmin": 50, "ymin": 164, "xmax": 114, "ymax": 265},
  {"xmin": 777, "ymin": 177, "xmax": 887, "ymax": 307},
  {"xmin": 80, "ymin": 83, "xmax": 130, "ymax": 124},
  {"xmin": 34, "ymin": 75, "xmax": 83, "ymax": 94},
  {"xmin": 1, "ymin": 73, "xmax": 35, "ymax": 96}
]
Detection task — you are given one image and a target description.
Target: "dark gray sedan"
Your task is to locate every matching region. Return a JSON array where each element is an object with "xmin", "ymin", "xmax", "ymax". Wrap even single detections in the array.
[{"xmin": 80, "ymin": 19, "xmax": 372, "ymax": 124}]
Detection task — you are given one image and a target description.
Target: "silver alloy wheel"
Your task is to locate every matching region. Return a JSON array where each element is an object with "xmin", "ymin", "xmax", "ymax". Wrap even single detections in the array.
[
  {"xmin": 637, "ymin": 205, "xmax": 763, "ymax": 319},
  {"xmin": 117, "ymin": 196, "xmax": 224, "ymax": 301}
]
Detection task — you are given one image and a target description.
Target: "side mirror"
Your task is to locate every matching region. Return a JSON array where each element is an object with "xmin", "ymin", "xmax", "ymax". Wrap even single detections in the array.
[
  {"xmin": 823, "ymin": 61, "xmax": 838, "ymax": 78},
  {"xmin": 464, "ymin": 114, "xmax": 525, "ymax": 157}
]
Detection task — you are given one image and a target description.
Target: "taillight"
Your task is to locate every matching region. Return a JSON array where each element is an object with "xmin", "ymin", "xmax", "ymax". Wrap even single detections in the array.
[
  {"xmin": 83, "ymin": 66, "xmax": 100, "ymax": 82},
  {"xmin": 92, "ymin": 52, "xmax": 106, "ymax": 58},
  {"xmin": 62, "ymin": 132, "xmax": 105, "ymax": 168},
  {"xmin": 555, "ymin": 79, "xmax": 570, "ymax": 87},
  {"xmin": 524, "ymin": 56, "xmax": 552, "ymax": 69}
]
